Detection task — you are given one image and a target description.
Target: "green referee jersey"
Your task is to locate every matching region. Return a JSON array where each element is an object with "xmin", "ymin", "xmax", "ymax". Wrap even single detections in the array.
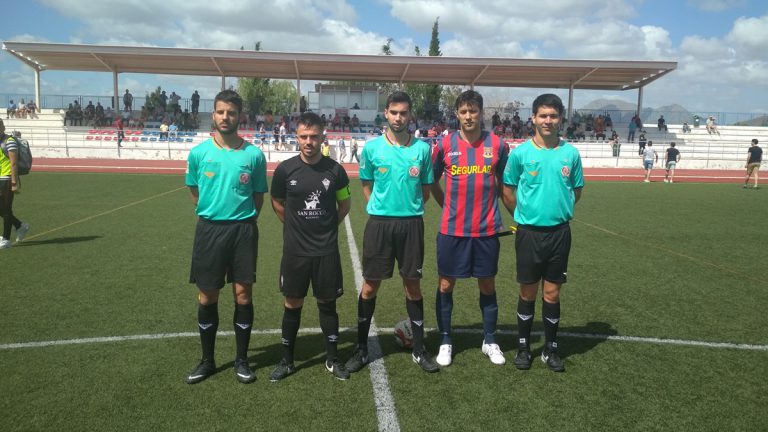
[
  {"xmin": 359, "ymin": 135, "xmax": 433, "ymax": 217},
  {"xmin": 185, "ymin": 138, "xmax": 268, "ymax": 220},
  {"xmin": 503, "ymin": 139, "xmax": 584, "ymax": 227}
]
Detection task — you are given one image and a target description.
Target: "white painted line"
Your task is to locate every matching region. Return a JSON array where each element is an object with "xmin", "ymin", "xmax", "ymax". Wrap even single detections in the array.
[
  {"xmin": 344, "ymin": 216, "xmax": 401, "ymax": 432},
  {"xmin": 4, "ymin": 327, "xmax": 765, "ymax": 352}
]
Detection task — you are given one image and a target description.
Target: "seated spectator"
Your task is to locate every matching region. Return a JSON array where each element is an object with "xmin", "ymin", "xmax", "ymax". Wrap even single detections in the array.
[
  {"xmin": 706, "ymin": 116, "xmax": 720, "ymax": 136},
  {"xmin": 565, "ymin": 123, "xmax": 577, "ymax": 141},
  {"xmin": 65, "ymin": 103, "xmax": 74, "ymax": 125},
  {"xmin": 169, "ymin": 121, "xmax": 178, "ymax": 139},
  {"xmin": 350, "ymin": 114, "xmax": 360, "ymax": 131},
  {"xmin": 682, "ymin": 122, "xmax": 691, "ymax": 133},
  {"xmin": 657, "ymin": 115, "xmax": 667, "ymax": 132},
  {"xmin": 17, "ymin": 98, "xmax": 27, "ymax": 119},
  {"xmin": 575, "ymin": 123, "xmax": 586, "ymax": 141},
  {"xmin": 95, "ymin": 102, "xmax": 105, "ymax": 127},
  {"xmin": 7, "ymin": 100, "xmax": 16, "ymax": 119},
  {"xmin": 26, "ymin": 100, "xmax": 38, "ymax": 118},
  {"xmin": 605, "ymin": 114, "xmax": 613, "ymax": 129},
  {"xmin": 72, "ymin": 102, "xmax": 83, "ymax": 126},
  {"xmin": 159, "ymin": 120, "xmax": 169, "ymax": 139},
  {"xmin": 593, "ymin": 115, "xmax": 606, "ymax": 141},
  {"xmin": 351, "ymin": 102, "xmax": 360, "ymax": 109},
  {"xmin": 84, "ymin": 101, "xmax": 96, "ymax": 125},
  {"xmin": 105, "ymin": 106, "xmax": 114, "ymax": 125}
]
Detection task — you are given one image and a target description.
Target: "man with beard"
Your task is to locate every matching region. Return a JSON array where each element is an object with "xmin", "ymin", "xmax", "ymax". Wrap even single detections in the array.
[
  {"xmin": 345, "ymin": 91, "xmax": 439, "ymax": 374},
  {"xmin": 430, "ymin": 90, "xmax": 508, "ymax": 367},
  {"xmin": 269, "ymin": 112, "xmax": 351, "ymax": 381},
  {"xmin": 184, "ymin": 90, "xmax": 268, "ymax": 384}
]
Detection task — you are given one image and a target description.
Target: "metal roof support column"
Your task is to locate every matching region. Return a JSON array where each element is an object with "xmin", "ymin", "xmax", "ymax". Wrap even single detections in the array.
[
  {"xmin": 567, "ymin": 85, "xmax": 574, "ymax": 124},
  {"xmin": 113, "ymin": 70, "xmax": 119, "ymax": 111},
  {"xmin": 636, "ymin": 86, "xmax": 643, "ymax": 117},
  {"xmin": 294, "ymin": 60, "xmax": 301, "ymax": 114},
  {"xmin": 34, "ymin": 69, "xmax": 41, "ymax": 110},
  {"xmin": 221, "ymin": 77, "xmax": 225, "ymax": 91}
]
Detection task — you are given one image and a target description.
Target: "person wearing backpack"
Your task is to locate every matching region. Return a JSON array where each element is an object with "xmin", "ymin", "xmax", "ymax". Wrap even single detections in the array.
[{"xmin": 0, "ymin": 120, "xmax": 30, "ymax": 249}]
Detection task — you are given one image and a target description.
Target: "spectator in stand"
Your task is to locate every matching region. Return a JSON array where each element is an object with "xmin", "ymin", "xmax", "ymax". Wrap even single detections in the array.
[
  {"xmin": 374, "ymin": 113, "xmax": 383, "ymax": 129},
  {"xmin": 321, "ymin": 139, "xmax": 331, "ymax": 158},
  {"xmin": 169, "ymin": 121, "xmax": 179, "ymax": 139},
  {"xmin": 65, "ymin": 103, "xmax": 74, "ymax": 126},
  {"xmin": 682, "ymin": 122, "xmax": 691, "ymax": 133},
  {"xmin": 273, "ymin": 123, "xmax": 280, "ymax": 150},
  {"xmin": 609, "ymin": 130, "xmax": 621, "ymax": 156},
  {"xmin": 575, "ymin": 123, "xmax": 586, "ymax": 141},
  {"xmin": 123, "ymin": 89, "xmax": 133, "ymax": 112},
  {"xmin": 7, "ymin": 100, "xmax": 16, "ymax": 119},
  {"xmin": 664, "ymin": 142, "xmax": 680, "ymax": 183},
  {"xmin": 744, "ymin": 139, "xmax": 762, "ymax": 189},
  {"xmin": 352, "ymin": 102, "xmax": 360, "ymax": 109},
  {"xmin": 565, "ymin": 123, "xmax": 577, "ymax": 141},
  {"xmin": 95, "ymin": 102, "xmax": 105, "ymax": 127},
  {"xmin": 73, "ymin": 101, "xmax": 83, "ymax": 126},
  {"xmin": 706, "ymin": 116, "xmax": 720, "ymax": 136},
  {"xmin": 593, "ymin": 115, "xmax": 606, "ymax": 141},
  {"xmin": 115, "ymin": 116, "xmax": 125, "ymax": 148},
  {"xmin": 638, "ymin": 131, "xmax": 647, "ymax": 155},
  {"xmin": 169, "ymin": 92, "xmax": 181, "ymax": 115},
  {"xmin": 191, "ymin": 90, "xmax": 200, "ymax": 114},
  {"xmin": 17, "ymin": 99, "xmax": 27, "ymax": 119},
  {"xmin": 657, "ymin": 115, "xmax": 667, "ymax": 132},
  {"xmin": 159, "ymin": 91, "xmax": 168, "ymax": 112},
  {"xmin": 159, "ymin": 120, "xmax": 169, "ymax": 139},
  {"xmin": 105, "ymin": 106, "xmax": 114, "ymax": 126},
  {"xmin": 628, "ymin": 116, "xmax": 638, "ymax": 142},
  {"xmin": 84, "ymin": 101, "xmax": 95, "ymax": 126},
  {"xmin": 605, "ymin": 114, "xmax": 613, "ymax": 130},
  {"xmin": 491, "ymin": 111, "xmax": 501, "ymax": 129},
  {"xmin": 279, "ymin": 121, "xmax": 287, "ymax": 148},
  {"xmin": 350, "ymin": 114, "xmax": 360, "ymax": 131},
  {"xmin": 24, "ymin": 100, "xmax": 38, "ymax": 119},
  {"xmin": 634, "ymin": 114, "xmax": 643, "ymax": 131}
]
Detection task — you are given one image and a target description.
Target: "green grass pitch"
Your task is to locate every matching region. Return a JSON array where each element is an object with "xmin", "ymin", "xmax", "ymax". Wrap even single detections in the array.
[{"xmin": 1, "ymin": 172, "xmax": 766, "ymax": 431}]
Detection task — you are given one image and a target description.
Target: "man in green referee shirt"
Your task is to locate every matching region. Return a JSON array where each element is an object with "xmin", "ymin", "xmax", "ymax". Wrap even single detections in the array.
[
  {"xmin": 502, "ymin": 93, "xmax": 584, "ymax": 373},
  {"xmin": 184, "ymin": 90, "xmax": 268, "ymax": 384},
  {"xmin": 345, "ymin": 91, "xmax": 440, "ymax": 373}
]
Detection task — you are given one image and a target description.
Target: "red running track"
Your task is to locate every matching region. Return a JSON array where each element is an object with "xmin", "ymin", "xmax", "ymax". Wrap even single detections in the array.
[{"xmin": 32, "ymin": 157, "xmax": 758, "ymax": 184}]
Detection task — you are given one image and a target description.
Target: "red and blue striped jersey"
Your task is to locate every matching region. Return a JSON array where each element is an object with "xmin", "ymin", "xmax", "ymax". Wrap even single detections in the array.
[{"xmin": 432, "ymin": 131, "xmax": 508, "ymax": 237}]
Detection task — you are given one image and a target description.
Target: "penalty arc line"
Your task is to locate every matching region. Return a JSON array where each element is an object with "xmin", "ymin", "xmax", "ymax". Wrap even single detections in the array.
[
  {"xmin": 344, "ymin": 216, "xmax": 401, "ymax": 432},
  {"xmin": 23, "ymin": 186, "xmax": 187, "ymax": 242},
  {"xmin": 3, "ymin": 327, "xmax": 767, "ymax": 352}
]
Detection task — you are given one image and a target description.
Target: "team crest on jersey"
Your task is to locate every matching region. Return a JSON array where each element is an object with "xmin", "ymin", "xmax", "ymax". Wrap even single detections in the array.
[
  {"xmin": 290, "ymin": 179, "xmax": 297, "ymax": 186},
  {"xmin": 378, "ymin": 167, "xmax": 388, "ymax": 174},
  {"xmin": 483, "ymin": 148, "xmax": 493, "ymax": 159},
  {"xmin": 322, "ymin": 178, "xmax": 330, "ymax": 191},
  {"xmin": 409, "ymin": 166, "xmax": 420, "ymax": 177},
  {"xmin": 239, "ymin": 173, "xmax": 250, "ymax": 184},
  {"xmin": 204, "ymin": 171, "xmax": 215, "ymax": 178},
  {"xmin": 561, "ymin": 166, "xmax": 570, "ymax": 177}
]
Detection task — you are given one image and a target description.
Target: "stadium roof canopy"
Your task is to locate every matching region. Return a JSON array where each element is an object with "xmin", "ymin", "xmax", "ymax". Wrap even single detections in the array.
[{"xmin": 3, "ymin": 41, "xmax": 677, "ymax": 114}]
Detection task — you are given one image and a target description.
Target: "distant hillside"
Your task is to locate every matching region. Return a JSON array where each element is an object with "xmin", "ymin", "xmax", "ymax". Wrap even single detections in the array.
[
  {"xmin": 578, "ymin": 99, "xmax": 693, "ymax": 124},
  {"xmin": 735, "ymin": 115, "xmax": 768, "ymax": 127}
]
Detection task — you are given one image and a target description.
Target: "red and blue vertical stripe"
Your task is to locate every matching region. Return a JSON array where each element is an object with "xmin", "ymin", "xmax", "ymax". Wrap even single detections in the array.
[{"xmin": 433, "ymin": 131, "xmax": 508, "ymax": 237}]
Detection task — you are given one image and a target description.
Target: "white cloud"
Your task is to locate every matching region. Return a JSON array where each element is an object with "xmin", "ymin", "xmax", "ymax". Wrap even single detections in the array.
[{"xmin": 726, "ymin": 15, "xmax": 768, "ymax": 59}]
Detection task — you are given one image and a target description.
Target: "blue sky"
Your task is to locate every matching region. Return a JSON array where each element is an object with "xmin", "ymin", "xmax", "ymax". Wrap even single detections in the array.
[{"xmin": 2, "ymin": 0, "xmax": 767, "ymax": 114}]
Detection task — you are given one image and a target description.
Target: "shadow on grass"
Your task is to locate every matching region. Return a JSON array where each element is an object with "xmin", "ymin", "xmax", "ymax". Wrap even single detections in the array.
[
  {"xmin": 16, "ymin": 235, "xmax": 102, "ymax": 246},
  {"xmin": 434, "ymin": 321, "xmax": 617, "ymax": 361}
]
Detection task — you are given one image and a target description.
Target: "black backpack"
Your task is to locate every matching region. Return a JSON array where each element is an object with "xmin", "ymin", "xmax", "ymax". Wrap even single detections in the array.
[{"xmin": 2, "ymin": 133, "xmax": 33, "ymax": 175}]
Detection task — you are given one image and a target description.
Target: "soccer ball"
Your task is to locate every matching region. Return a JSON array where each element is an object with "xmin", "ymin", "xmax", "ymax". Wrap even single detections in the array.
[{"xmin": 393, "ymin": 319, "xmax": 413, "ymax": 349}]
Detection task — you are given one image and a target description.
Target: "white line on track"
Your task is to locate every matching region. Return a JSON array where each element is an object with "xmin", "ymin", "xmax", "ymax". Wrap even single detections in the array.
[
  {"xmin": 344, "ymin": 217, "xmax": 401, "ymax": 432},
  {"xmin": 3, "ymin": 327, "xmax": 766, "ymax": 352}
]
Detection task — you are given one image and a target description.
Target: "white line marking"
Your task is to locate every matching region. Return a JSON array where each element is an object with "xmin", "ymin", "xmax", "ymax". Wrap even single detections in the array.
[
  {"xmin": 344, "ymin": 216, "xmax": 401, "ymax": 432},
  {"xmin": 3, "ymin": 327, "xmax": 766, "ymax": 352}
]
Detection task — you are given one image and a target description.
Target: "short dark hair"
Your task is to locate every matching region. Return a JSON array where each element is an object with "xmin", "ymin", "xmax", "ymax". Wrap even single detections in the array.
[
  {"xmin": 386, "ymin": 91, "xmax": 412, "ymax": 110},
  {"xmin": 297, "ymin": 112, "xmax": 323, "ymax": 130},
  {"xmin": 455, "ymin": 90, "xmax": 483, "ymax": 111},
  {"xmin": 648, "ymin": 141, "xmax": 653, "ymax": 146},
  {"xmin": 532, "ymin": 93, "xmax": 564, "ymax": 116},
  {"xmin": 214, "ymin": 90, "xmax": 243, "ymax": 113},
  {"xmin": 670, "ymin": 142, "xmax": 676, "ymax": 147},
  {"xmin": 752, "ymin": 138, "xmax": 759, "ymax": 145}
]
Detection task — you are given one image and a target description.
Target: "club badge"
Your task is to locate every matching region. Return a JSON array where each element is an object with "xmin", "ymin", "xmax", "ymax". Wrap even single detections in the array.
[
  {"xmin": 239, "ymin": 173, "xmax": 250, "ymax": 184},
  {"xmin": 409, "ymin": 166, "xmax": 420, "ymax": 177},
  {"xmin": 561, "ymin": 166, "xmax": 570, "ymax": 177}
]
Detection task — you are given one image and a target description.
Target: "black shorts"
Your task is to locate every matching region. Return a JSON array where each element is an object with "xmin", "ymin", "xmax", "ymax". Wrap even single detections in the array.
[
  {"xmin": 515, "ymin": 223, "xmax": 571, "ymax": 285},
  {"xmin": 362, "ymin": 216, "xmax": 424, "ymax": 280},
  {"xmin": 280, "ymin": 253, "xmax": 343, "ymax": 300},
  {"xmin": 189, "ymin": 218, "xmax": 258, "ymax": 290}
]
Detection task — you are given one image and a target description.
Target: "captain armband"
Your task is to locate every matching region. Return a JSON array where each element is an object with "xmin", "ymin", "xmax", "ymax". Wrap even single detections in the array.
[{"xmin": 336, "ymin": 185, "xmax": 351, "ymax": 200}]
